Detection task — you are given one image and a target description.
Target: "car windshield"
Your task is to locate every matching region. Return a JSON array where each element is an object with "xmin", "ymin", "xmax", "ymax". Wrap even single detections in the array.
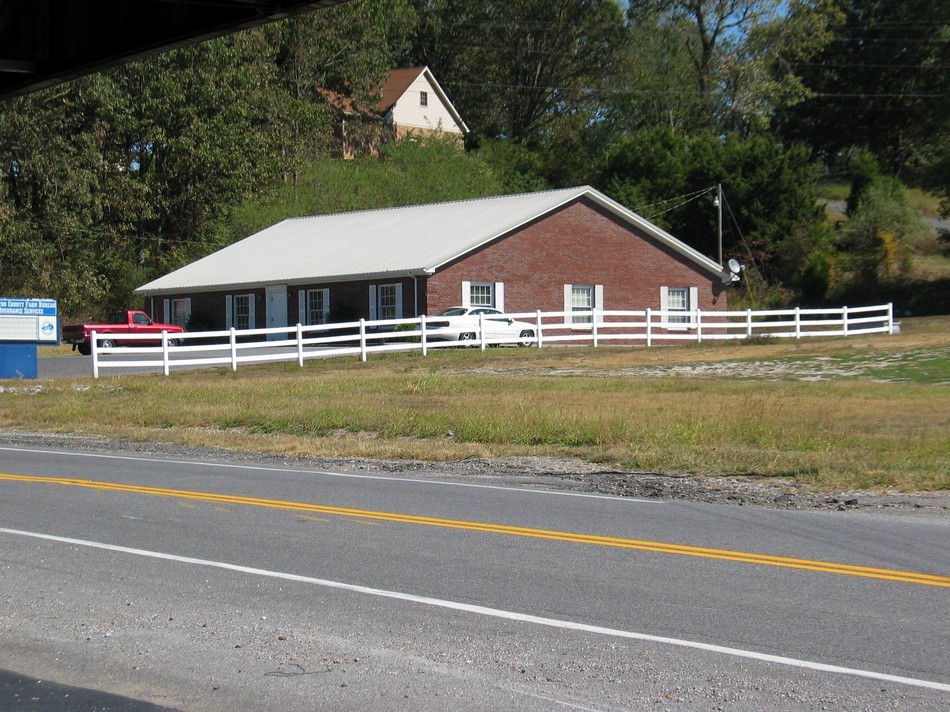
[{"xmin": 435, "ymin": 308, "xmax": 468, "ymax": 317}]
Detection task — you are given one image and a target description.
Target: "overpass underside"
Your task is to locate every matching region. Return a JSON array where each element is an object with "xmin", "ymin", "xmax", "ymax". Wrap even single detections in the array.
[{"xmin": 0, "ymin": 0, "xmax": 349, "ymax": 100}]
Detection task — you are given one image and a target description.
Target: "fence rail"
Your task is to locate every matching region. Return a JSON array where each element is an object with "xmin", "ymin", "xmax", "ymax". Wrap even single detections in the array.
[{"xmin": 90, "ymin": 302, "xmax": 896, "ymax": 377}]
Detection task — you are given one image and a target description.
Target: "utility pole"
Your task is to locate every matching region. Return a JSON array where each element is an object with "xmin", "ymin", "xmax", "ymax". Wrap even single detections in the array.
[{"xmin": 714, "ymin": 183, "xmax": 723, "ymax": 267}]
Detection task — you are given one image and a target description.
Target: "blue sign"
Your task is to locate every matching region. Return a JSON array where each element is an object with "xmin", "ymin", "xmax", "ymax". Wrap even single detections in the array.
[
  {"xmin": 0, "ymin": 297, "xmax": 59, "ymax": 344},
  {"xmin": 0, "ymin": 297, "xmax": 58, "ymax": 316}
]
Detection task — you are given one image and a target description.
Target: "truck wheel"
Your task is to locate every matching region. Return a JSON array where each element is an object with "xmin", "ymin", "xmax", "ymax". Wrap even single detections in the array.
[
  {"xmin": 77, "ymin": 344, "xmax": 91, "ymax": 356},
  {"xmin": 100, "ymin": 339, "xmax": 115, "ymax": 350}
]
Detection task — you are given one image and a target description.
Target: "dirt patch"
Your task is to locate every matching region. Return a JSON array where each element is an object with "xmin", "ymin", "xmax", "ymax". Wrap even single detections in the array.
[
  {"xmin": 3, "ymin": 431, "xmax": 946, "ymax": 516},
  {"xmin": 378, "ymin": 454, "xmax": 950, "ymax": 515},
  {"xmin": 468, "ymin": 345, "xmax": 949, "ymax": 383}
]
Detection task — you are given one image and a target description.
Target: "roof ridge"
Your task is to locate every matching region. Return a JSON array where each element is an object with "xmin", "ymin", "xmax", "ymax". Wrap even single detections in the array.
[{"xmin": 283, "ymin": 186, "xmax": 590, "ymax": 223}]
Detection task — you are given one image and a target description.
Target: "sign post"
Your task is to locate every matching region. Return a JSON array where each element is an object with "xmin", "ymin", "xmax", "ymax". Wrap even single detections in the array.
[{"xmin": 0, "ymin": 297, "xmax": 59, "ymax": 379}]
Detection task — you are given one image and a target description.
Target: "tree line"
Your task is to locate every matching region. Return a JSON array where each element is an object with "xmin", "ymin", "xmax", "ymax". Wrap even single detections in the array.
[{"xmin": 0, "ymin": 0, "xmax": 946, "ymax": 319}]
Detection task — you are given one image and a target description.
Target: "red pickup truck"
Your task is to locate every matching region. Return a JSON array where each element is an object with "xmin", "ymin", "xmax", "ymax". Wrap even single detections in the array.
[{"xmin": 63, "ymin": 310, "xmax": 184, "ymax": 355}]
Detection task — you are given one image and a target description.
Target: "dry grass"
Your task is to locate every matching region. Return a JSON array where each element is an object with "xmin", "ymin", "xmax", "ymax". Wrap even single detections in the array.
[{"xmin": 3, "ymin": 318, "xmax": 948, "ymax": 493}]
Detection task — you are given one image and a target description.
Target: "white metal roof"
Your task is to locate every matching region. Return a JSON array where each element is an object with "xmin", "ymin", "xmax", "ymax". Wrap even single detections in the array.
[{"xmin": 136, "ymin": 186, "xmax": 726, "ymax": 294}]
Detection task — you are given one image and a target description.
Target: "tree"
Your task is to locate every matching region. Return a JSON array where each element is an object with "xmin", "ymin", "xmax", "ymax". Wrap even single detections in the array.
[
  {"xmin": 836, "ymin": 177, "xmax": 928, "ymax": 289},
  {"xmin": 106, "ymin": 32, "xmax": 290, "ymax": 272},
  {"xmin": 274, "ymin": 0, "xmax": 417, "ymax": 103},
  {"xmin": 779, "ymin": 0, "xmax": 950, "ymax": 179},
  {"xmin": 404, "ymin": 0, "xmax": 630, "ymax": 142},
  {"xmin": 0, "ymin": 78, "xmax": 119, "ymax": 316},
  {"xmin": 625, "ymin": 0, "xmax": 841, "ymax": 135},
  {"xmin": 0, "ymin": 30, "xmax": 304, "ymax": 316},
  {"xmin": 600, "ymin": 128, "xmax": 823, "ymax": 285}
]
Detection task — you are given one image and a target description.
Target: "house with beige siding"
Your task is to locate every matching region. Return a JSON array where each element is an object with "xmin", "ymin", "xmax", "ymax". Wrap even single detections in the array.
[
  {"xmin": 135, "ymin": 186, "xmax": 731, "ymax": 336},
  {"xmin": 324, "ymin": 66, "xmax": 468, "ymax": 158}
]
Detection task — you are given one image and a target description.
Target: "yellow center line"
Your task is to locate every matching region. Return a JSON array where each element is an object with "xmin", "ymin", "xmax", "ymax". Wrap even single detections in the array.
[{"xmin": 2, "ymin": 472, "xmax": 948, "ymax": 588}]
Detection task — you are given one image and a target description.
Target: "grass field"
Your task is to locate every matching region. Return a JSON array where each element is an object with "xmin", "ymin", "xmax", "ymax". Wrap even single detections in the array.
[{"xmin": 4, "ymin": 317, "xmax": 948, "ymax": 493}]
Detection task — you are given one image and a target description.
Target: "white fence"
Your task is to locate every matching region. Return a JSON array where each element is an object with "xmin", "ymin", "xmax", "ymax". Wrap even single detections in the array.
[{"xmin": 90, "ymin": 303, "xmax": 896, "ymax": 378}]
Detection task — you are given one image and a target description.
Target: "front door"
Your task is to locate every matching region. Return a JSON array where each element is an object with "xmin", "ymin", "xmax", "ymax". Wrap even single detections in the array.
[{"xmin": 265, "ymin": 285, "xmax": 288, "ymax": 341}]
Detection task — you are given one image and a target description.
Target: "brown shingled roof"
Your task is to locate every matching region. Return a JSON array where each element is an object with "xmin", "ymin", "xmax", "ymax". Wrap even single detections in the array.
[
  {"xmin": 376, "ymin": 67, "xmax": 425, "ymax": 112},
  {"xmin": 318, "ymin": 67, "xmax": 427, "ymax": 118}
]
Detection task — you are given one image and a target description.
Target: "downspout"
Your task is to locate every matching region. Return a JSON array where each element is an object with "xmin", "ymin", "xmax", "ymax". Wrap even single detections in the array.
[{"xmin": 412, "ymin": 275, "xmax": 419, "ymax": 317}]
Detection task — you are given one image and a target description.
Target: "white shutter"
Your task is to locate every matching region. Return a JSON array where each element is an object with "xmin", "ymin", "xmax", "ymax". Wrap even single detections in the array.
[
  {"xmin": 225, "ymin": 295, "xmax": 233, "ymax": 329},
  {"xmin": 247, "ymin": 295, "xmax": 256, "ymax": 330},
  {"xmin": 394, "ymin": 283, "xmax": 403, "ymax": 318},
  {"xmin": 369, "ymin": 285, "xmax": 377, "ymax": 320},
  {"xmin": 163, "ymin": 299, "xmax": 170, "ymax": 323},
  {"xmin": 689, "ymin": 287, "xmax": 699, "ymax": 324},
  {"xmin": 494, "ymin": 282, "xmax": 505, "ymax": 312},
  {"xmin": 563, "ymin": 284, "xmax": 572, "ymax": 325},
  {"xmin": 594, "ymin": 284, "xmax": 604, "ymax": 322},
  {"xmin": 322, "ymin": 288, "xmax": 330, "ymax": 322},
  {"xmin": 461, "ymin": 281, "xmax": 471, "ymax": 307},
  {"xmin": 659, "ymin": 287, "xmax": 669, "ymax": 314},
  {"xmin": 298, "ymin": 290, "xmax": 306, "ymax": 325}
]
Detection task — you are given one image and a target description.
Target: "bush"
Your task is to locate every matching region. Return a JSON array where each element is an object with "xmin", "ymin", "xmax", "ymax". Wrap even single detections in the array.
[{"xmin": 836, "ymin": 178, "xmax": 927, "ymax": 289}]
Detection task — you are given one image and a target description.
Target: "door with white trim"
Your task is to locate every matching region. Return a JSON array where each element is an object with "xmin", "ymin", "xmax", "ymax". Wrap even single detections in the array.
[{"xmin": 265, "ymin": 285, "xmax": 288, "ymax": 340}]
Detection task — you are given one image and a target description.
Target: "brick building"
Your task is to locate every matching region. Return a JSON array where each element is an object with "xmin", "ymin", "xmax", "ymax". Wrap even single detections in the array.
[{"xmin": 135, "ymin": 186, "xmax": 731, "ymax": 335}]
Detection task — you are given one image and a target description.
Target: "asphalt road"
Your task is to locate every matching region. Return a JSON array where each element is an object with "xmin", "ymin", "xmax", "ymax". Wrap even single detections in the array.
[
  {"xmin": 37, "ymin": 353, "xmax": 93, "ymax": 378},
  {"xmin": 38, "ymin": 346, "xmax": 353, "ymax": 379},
  {"xmin": 0, "ymin": 443, "xmax": 948, "ymax": 710},
  {"xmin": 38, "ymin": 351, "xmax": 247, "ymax": 379}
]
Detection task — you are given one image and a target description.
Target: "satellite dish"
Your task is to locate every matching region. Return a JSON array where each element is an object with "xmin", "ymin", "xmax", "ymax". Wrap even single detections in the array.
[{"xmin": 728, "ymin": 258, "xmax": 742, "ymax": 274}]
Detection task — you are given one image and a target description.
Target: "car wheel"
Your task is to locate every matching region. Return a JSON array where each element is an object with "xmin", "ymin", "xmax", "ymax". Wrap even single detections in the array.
[
  {"xmin": 99, "ymin": 339, "xmax": 115, "ymax": 350},
  {"xmin": 167, "ymin": 338, "xmax": 178, "ymax": 347},
  {"xmin": 518, "ymin": 330, "xmax": 534, "ymax": 347},
  {"xmin": 459, "ymin": 332, "xmax": 476, "ymax": 345}
]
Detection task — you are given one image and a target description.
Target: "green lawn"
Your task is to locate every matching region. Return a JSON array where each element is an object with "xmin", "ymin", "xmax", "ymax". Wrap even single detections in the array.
[{"xmin": 4, "ymin": 317, "xmax": 947, "ymax": 494}]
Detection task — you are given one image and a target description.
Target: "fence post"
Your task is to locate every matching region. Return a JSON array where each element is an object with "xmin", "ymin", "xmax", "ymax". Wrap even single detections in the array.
[
  {"xmin": 359, "ymin": 319, "xmax": 367, "ymax": 362},
  {"xmin": 91, "ymin": 330, "xmax": 99, "ymax": 379},
  {"xmin": 479, "ymin": 313, "xmax": 486, "ymax": 351},
  {"xmin": 746, "ymin": 309, "xmax": 753, "ymax": 339},
  {"xmin": 162, "ymin": 331, "xmax": 170, "ymax": 377},
  {"xmin": 887, "ymin": 302, "xmax": 894, "ymax": 334},
  {"xmin": 794, "ymin": 307, "xmax": 801, "ymax": 339},
  {"xmin": 229, "ymin": 327, "xmax": 237, "ymax": 371},
  {"xmin": 696, "ymin": 308, "xmax": 703, "ymax": 344},
  {"xmin": 420, "ymin": 314, "xmax": 428, "ymax": 357},
  {"xmin": 592, "ymin": 309, "xmax": 599, "ymax": 348},
  {"xmin": 535, "ymin": 311, "xmax": 543, "ymax": 349},
  {"xmin": 296, "ymin": 323, "xmax": 304, "ymax": 367},
  {"xmin": 645, "ymin": 308, "xmax": 652, "ymax": 347},
  {"xmin": 842, "ymin": 306, "xmax": 849, "ymax": 336}
]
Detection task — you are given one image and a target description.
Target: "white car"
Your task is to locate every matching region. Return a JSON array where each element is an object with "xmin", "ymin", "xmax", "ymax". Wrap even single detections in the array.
[{"xmin": 426, "ymin": 307, "xmax": 536, "ymax": 346}]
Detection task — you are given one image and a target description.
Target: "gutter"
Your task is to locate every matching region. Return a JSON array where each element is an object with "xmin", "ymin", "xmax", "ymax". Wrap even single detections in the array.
[{"xmin": 135, "ymin": 268, "xmax": 432, "ymax": 297}]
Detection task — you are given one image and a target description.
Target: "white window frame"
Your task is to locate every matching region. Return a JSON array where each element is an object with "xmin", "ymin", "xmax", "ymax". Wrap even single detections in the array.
[
  {"xmin": 298, "ymin": 288, "xmax": 330, "ymax": 326},
  {"xmin": 563, "ymin": 284, "xmax": 603, "ymax": 326},
  {"xmin": 660, "ymin": 286, "xmax": 698, "ymax": 329},
  {"xmin": 165, "ymin": 297, "xmax": 191, "ymax": 328},
  {"xmin": 420, "ymin": 91, "xmax": 428, "ymax": 107},
  {"xmin": 461, "ymin": 281, "xmax": 505, "ymax": 311},
  {"xmin": 226, "ymin": 293, "xmax": 255, "ymax": 331},
  {"xmin": 369, "ymin": 283, "xmax": 403, "ymax": 321}
]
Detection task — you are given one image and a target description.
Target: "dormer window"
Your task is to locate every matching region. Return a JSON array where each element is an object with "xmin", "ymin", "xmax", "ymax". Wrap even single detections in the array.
[{"xmin": 420, "ymin": 91, "xmax": 428, "ymax": 107}]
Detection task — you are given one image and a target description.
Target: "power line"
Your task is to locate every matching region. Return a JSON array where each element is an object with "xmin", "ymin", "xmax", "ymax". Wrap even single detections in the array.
[
  {"xmin": 639, "ymin": 186, "xmax": 717, "ymax": 220},
  {"xmin": 441, "ymin": 79, "xmax": 948, "ymax": 100}
]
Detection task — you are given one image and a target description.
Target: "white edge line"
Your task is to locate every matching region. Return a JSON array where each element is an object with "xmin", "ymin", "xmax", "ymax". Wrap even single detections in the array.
[
  {"xmin": 1, "ymin": 526, "xmax": 947, "ymax": 694},
  {"xmin": 0, "ymin": 445, "xmax": 661, "ymax": 504}
]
